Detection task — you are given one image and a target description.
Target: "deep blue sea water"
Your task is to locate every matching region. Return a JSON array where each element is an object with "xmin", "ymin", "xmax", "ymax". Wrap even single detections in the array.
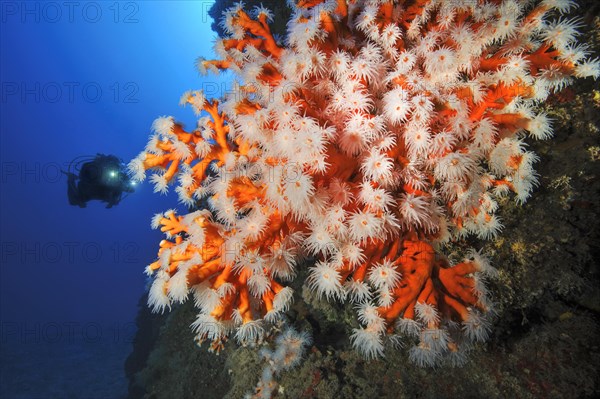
[{"xmin": 0, "ymin": 2, "xmax": 229, "ymax": 397}]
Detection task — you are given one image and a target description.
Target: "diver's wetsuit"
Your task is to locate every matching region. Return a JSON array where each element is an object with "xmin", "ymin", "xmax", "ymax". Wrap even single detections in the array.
[{"xmin": 64, "ymin": 154, "xmax": 132, "ymax": 208}]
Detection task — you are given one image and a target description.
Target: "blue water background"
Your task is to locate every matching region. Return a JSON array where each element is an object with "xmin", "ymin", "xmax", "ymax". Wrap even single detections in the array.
[{"xmin": 0, "ymin": 2, "xmax": 229, "ymax": 397}]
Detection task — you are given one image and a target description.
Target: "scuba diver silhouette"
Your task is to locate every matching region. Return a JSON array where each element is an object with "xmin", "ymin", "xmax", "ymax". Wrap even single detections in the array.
[{"xmin": 63, "ymin": 154, "xmax": 135, "ymax": 208}]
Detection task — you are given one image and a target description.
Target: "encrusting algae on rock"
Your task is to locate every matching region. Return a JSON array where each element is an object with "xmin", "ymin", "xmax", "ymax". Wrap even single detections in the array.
[{"xmin": 129, "ymin": 0, "xmax": 598, "ymax": 368}]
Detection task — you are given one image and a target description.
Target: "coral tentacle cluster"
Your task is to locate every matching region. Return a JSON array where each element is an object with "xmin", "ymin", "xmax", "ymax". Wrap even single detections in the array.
[{"xmin": 130, "ymin": 0, "xmax": 598, "ymax": 365}]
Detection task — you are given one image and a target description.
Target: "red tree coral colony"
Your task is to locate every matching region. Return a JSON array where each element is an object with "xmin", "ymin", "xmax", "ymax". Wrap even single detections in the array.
[{"xmin": 129, "ymin": 0, "xmax": 598, "ymax": 366}]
